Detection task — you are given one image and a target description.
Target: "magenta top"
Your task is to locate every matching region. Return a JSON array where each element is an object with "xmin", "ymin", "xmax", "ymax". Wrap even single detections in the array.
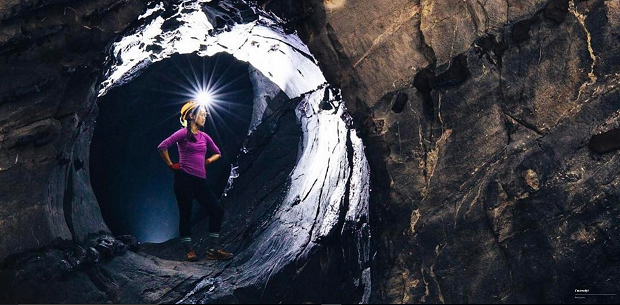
[{"xmin": 157, "ymin": 129, "xmax": 221, "ymax": 179}]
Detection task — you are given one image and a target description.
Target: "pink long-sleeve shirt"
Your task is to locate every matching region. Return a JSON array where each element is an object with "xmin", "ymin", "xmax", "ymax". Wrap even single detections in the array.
[{"xmin": 157, "ymin": 129, "xmax": 221, "ymax": 179}]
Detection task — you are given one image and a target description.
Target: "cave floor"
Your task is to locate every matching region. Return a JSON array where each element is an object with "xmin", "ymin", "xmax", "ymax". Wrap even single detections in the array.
[
  {"xmin": 115, "ymin": 241, "xmax": 241, "ymax": 303},
  {"xmin": 56, "ymin": 242, "xmax": 240, "ymax": 304}
]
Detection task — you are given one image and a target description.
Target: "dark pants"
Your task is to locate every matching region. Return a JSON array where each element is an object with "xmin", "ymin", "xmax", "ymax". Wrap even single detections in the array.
[{"xmin": 173, "ymin": 170, "xmax": 224, "ymax": 238}]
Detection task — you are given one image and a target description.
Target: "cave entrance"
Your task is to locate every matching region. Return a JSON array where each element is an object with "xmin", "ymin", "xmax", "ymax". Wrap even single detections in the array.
[
  {"xmin": 90, "ymin": 52, "xmax": 256, "ymax": 242},
  {"xmin": 92, "ymin": 0, "xmax": 331, "ymax": 247},
  {"xmin": 90, "ymin": 1, "xmax": 372, "ymax": 302}
]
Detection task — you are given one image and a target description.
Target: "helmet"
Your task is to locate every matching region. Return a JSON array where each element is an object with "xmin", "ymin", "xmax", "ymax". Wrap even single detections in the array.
[{"xmin": 180, "ymin": 101, "xmax": 198, "ymax": 127}]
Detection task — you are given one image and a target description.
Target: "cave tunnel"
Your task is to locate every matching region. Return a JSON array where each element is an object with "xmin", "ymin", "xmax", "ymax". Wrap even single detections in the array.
[
  {"xmin": 88, "ymin": 0, "xmax": 371, "ymax": 302},
  {"xmin": 91, "ymin": 52, "xmax": 255, "ymax": 243},
  {"xmin": 0, "ymin": 0, "xmax": 372, "ymax": 303}
]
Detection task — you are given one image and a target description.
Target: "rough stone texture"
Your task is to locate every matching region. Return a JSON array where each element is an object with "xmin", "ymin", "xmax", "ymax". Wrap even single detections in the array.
[
  {"xmin": 0, "ymin": 0, "xmax": 148, "ymax": 262},
  {"xmin": 420, "ymin": 0, "xmax": 548, "ymax": 65},
  {"xmin": 260, "ymin": 0, "xmax": 620, "ymax": 303},
  {"xmin": 2, "ymin": 0, "xmax": 620, "ymax": 303},
  {"xmin": 276, "ymin": 0, "xmax": 549, "ymax": 110},
  {"xmin": 320, "ymin": 0, "xmax": 430, "ymax": 105},
  {"xmin": 0, "ymin": 248, "xmax": 217, "ymax": 303},
  {"xmin": 273, "ymin": 0, "xmax": 431, "ymax": 113}
]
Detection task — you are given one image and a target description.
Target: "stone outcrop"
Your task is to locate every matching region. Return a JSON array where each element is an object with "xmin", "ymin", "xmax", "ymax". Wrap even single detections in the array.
[
  {"xmin": 0, "ymin": 0, "xmax": 148, "ymax": 263},
  {"xmin": 268, "ymin": 0, "xmax": 620, "ymax": 303}
]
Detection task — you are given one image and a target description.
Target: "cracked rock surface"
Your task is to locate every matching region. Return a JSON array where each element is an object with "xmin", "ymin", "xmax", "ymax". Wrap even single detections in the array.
[
  {"xmin": 269, "ymin": 0, "xmax": 620, "ymax": 303},
  {"xmin": 1, "ymin": 0, "xmax": 620, "ymax": 303}
]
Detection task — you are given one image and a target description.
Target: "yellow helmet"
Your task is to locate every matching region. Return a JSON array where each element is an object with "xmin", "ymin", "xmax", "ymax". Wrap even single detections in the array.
[{"xmin": 179, "ymin": 101, "xmax": 198, "ymax": 127}]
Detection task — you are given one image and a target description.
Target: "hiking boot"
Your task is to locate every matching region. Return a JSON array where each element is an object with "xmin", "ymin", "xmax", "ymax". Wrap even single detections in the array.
[
  {"xmin": 206, "ymin": 248, "xmax": 234, "ymax": 260},
  {"xmin": 185, "ymin": 250, "xmax": 198, "ymax": 262}
]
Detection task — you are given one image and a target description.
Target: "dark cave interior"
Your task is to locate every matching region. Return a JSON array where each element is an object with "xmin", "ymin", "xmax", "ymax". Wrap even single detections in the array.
[{"xmin": 90, "ymin": 52, "xmax": 254, "ymax": 243}]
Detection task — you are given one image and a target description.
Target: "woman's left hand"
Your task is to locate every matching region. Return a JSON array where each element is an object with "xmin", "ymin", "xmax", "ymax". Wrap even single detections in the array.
[{"xmin": 206, "ymin": 154, "xmax": 221, "ymax": 165}]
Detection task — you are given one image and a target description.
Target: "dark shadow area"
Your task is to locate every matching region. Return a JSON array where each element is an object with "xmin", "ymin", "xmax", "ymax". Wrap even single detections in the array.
[
  {"xmin": 90, "ymin": 52, "xmax": 254, "ymax": 243},
  {"xmin": 589, "ymin": 128, "xmax": 620, "ymax": 153}
]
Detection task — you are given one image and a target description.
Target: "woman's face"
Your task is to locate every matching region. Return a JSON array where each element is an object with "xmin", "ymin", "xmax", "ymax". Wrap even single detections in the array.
[{"xmin": 193, "ymin": 107, "xmax": 207, "ymax": 127}]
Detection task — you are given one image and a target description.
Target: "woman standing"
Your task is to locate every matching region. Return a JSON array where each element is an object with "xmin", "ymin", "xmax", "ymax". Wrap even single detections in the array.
[{"xmin": 157, "ymin": 101, "xmax": 234, "ymax": 261}]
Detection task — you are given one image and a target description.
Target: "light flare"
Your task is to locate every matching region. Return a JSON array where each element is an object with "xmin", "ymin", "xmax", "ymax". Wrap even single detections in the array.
[
  {"xmin": 161, "ymin": 55, "xmax": 254, "ymax": 146},
  {"xmin": 196, "ymin": 90, "xmax": 213, "ymax": 106}
]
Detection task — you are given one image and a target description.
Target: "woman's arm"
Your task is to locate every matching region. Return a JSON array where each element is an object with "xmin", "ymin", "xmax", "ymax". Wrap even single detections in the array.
[
  {"xmin": 157, "ymin": 129, "xmax": 185, "ymax": 169},
  {"xmin": 206, "ymin": 154, "xmax": 221, "ymax": 164},
  {"xmin": 205, "ymin": 134, "xmax": 221, "ymax": 165},
  {"xmin": 160, "ymin": 149, "xmax": 181, "ymax": 170},
  {"xmin": 159, "ymin": 149, "xmax": 174, "ymax": 166}
]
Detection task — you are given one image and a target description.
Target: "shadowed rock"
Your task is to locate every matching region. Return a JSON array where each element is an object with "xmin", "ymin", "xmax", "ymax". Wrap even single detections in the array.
[
  {"xmin": 512, "ymin": 19, "xmax": 532, "ymax": 43},
  {"xmin": 544, "ymin": 0, "xmax": 570, "ymax": 24},
  {"xmin": 589, "ymin": 129, "xmax": 620, "ymax": 153}
]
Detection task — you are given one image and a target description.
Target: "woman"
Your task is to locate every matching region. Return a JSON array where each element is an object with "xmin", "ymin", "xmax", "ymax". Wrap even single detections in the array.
[{"xmin": 157, "ymin": 101, "xmax": 233, "ymax": 261}]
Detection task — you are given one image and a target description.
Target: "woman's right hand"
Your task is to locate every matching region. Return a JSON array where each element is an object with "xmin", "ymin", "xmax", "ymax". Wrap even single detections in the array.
[{"xmin": 159, "ymin": 150, "xmax": 179, "ymax": 171}]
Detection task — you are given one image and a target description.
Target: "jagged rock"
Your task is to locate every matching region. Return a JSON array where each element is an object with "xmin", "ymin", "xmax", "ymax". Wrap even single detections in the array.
[
  {"xmin": 94, "ymin": 236, "xmax": 115, "ymax": 258},
  {"xmin": 85, "ymin": 247, "xmax": 100, "ymax": 265},
  {"xmin": 116, "ymin": 235, "xmax": 139, "ymax": 251},
  {"xmin": 544, "ymin": 0, "xmax": 570, "ymax": 24},
  {"xmin": 74, "ymin": 245, "xmax": 87, "ymax": 265},
  {"xmin": 589, "ymin": 129, "xmax": 620, "ymax": 153},
  {"xmin": 89, "ymin": 235, "xmax": 129, "ymax": 258},
  {"xmin": 201, "ymin": 0, "xmax": 258, "ymax": 29}
]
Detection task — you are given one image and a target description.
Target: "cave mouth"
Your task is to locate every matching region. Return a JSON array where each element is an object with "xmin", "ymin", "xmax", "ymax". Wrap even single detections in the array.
[
  {"xmin": 91, "ymin": 52, "xmax": 260, "ymax": 243},
  {"xmin": 85, "ymin": 1, "xmax": 372, "ymax": 302},
  {"xmin": 91, "ymin": 0, "xmax": 333, "ymax": 246},
  {"xmin": 0, "ymin": 0, "xmax": 373, "ymax": 303}
]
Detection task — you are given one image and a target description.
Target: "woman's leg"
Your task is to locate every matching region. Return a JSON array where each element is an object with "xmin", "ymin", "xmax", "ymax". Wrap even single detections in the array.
[
  {"xmin": 194, "ymin": 180, "xmax": 224, "ymax": 235},
  {"xmin": 173, "ymin": 171, "xmax": 195, "ymax": 253},
  {"xmin": 194, "ymin": 180, "xmax": 232, "ymax": 259}
]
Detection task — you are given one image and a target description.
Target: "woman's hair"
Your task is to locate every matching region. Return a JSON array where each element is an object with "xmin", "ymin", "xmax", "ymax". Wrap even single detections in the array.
[{"xmin": 179, "ymin": 101, "xmax": 205, "ymax": 142}]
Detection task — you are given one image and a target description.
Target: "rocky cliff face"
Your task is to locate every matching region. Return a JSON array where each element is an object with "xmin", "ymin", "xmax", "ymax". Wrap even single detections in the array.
[
  {"xmin": 1, "ymin": 0, "xmax": 619, "ymax": 303},
  {"xmin": 267, "ymin": 0, "xmax": 620, "ymax": 303},
  {"xmin": 0, "ymin": 0, "xmax": 148, "ymax": 264}
]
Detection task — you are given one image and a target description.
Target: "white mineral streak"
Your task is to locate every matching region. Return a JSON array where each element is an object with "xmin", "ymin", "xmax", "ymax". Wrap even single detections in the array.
[
  {"xmin": 295, "ymin": 88, "xmax": 350, "ymax": 242},
  {"xmin": 138, "ymin": 2, "xmax": 164, "ymax": 20},
  {"xmin": 346, "ymin": 129, "xmax": 371, "ymax": 224},
  {"xmin": 99, "ymin": 1, "xmax": 325, "ymax": 99},
  {"xmin": 231, "ymin": 87, "xmax": 371, "ymax": 300}
]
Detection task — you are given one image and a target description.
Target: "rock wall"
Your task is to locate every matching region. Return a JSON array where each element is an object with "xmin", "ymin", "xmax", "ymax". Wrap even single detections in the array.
[
  {"xmin": 265, "ymin": 0, "xmax": 620, "ymax": 303},
  {"xmin": 0, "ymin": 0, "xmax": 148, "ymax": 261}
]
